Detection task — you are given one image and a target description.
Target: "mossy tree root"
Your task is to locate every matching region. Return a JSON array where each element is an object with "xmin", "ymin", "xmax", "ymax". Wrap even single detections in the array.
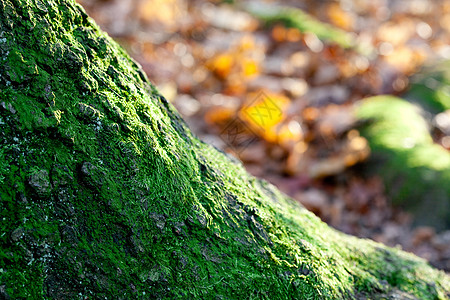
[{"xmin": 0, "ymin": 0, "xmax": 449, "ymax": 299}]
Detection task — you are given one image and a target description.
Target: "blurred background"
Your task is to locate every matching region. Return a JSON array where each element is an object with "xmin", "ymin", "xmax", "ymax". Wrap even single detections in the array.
[{"xmin": 76, "ymin": 0, "xmax": 450, "ymax": 271}]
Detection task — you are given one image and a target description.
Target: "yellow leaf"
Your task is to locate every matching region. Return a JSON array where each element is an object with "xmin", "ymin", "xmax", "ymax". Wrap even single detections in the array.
[
  {"xmin": 208, "ymin": 53, "xmax": 234, "ymax": 79},
  {"xmin": 242, "ymin": 58, "xmax": 259, "ymax": 77},
  {"xmin": 327, "ymin": 3, "xmax": 354, "ymax": 31},
  {"xmin": 240, "ymin": 92, "xmax": 290, "ymax": 141}
]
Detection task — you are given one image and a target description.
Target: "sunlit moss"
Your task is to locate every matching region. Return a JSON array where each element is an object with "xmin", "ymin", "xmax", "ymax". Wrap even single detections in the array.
[
  {"xmin": 0, "ymin": 1, "xmax": 448, "ymax": 299},
  {"xmin": 244, "ymin": 3, "xmax": 355, "ymax": 49},
  {"xmin": 357, "ymin": 95, "xmax": 450, "ymax": 229},
  {"xmin": 407, "ymin": 60, "xmax": 450, "ymax": 112}
]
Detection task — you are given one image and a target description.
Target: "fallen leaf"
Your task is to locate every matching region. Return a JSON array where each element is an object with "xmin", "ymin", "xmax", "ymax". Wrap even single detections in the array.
[{"xmin": 327, "ymin": 3, "xmax": 355, "ymax": 31}]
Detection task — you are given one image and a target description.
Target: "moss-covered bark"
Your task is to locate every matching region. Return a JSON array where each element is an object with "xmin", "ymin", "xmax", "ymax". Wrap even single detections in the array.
[{"xmin": 0, "ymin": 0, "xmax": 448, "ymax": 299}]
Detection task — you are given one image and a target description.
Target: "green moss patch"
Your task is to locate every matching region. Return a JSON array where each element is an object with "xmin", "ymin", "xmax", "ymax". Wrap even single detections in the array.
[
  {"xmin": 406, "ymin": 60, "xmax": 450, "ymax": 112},
  {"xmin": 356, "ymin": 95, "xmax": 450, "ymax": 230},
  {"xmin": 0, "ymin": 1, "xmax": 449, "ymax": 299},
  {"xmin": 243, "ymin": 2, "xmax": 355, "ymax": 49}
]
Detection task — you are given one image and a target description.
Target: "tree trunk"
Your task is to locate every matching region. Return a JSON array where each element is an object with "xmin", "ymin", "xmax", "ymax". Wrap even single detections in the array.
[{"xmin": 0, "ymin": 0, "xmax": 448, "ymax": 299}]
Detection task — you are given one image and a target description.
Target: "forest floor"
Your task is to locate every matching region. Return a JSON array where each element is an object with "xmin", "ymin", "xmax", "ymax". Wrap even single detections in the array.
[{"xmin": 77, "ymin": 0, "xmax": 450, "ymax": 272}]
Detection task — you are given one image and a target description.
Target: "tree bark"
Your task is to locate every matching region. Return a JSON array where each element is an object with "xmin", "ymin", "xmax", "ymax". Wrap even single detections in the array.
[{"xmin": 0, "ymin": 0, "xmax": 448, "ymax": 299}]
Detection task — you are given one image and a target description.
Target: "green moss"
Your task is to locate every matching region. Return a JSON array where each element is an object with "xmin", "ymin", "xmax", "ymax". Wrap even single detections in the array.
[
  {"xmin": 406, "ymin": 60, "xmax": 450, "ymax": 112},
  {"xmin": 0, "ymin": 1, "xmax": 449, "ymax": 299},
  {"xmin": 356, "ymin": 96, "xmax": 450, "ymax": 229},
  {"xmin": 243, "ymin": 3, "xmax": 355, "ymax": 49}
]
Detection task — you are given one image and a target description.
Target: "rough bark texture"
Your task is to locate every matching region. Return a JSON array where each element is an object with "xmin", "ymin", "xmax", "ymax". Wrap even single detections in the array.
[{"xmin": 0, "ymin": 0, "xmax": 449, "ymax": 299}]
